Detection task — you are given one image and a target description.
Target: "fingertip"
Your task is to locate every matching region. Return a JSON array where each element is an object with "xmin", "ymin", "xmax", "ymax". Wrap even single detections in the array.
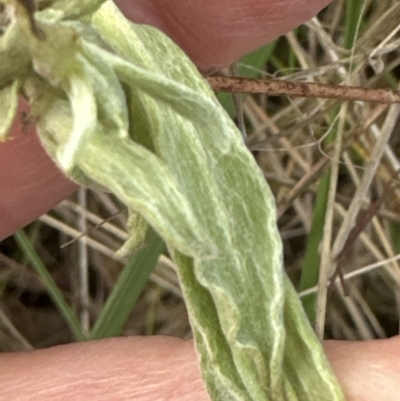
[
  {"xmin": 325, "ymin": 337, "xmax": 400, "ymax": 401},
  {"xmin": 116, "ymin": 0, "xmax": 334, "ymax": 71},
  {"xmin": 0, "ymin": 337, "xmax": 209, "ymax": 401},
  {"xmin": 0, "ymin": 102, "xmax": 76, "ymax": 240}
]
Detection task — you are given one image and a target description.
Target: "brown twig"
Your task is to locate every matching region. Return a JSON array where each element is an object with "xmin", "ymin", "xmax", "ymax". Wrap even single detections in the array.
[{"xmin": 207, "ymin": 76, "xmax": 400, "ymax": 104}]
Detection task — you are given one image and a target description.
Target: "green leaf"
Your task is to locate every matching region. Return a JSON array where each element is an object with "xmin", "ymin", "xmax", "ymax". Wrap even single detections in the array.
[
  {"xmin": 0, "ymin": 4, "xmax": 31, "ymax": 88},
  {"xmin": 300, "ymin": 109, "xmax": 339, "ymax": 323},
  {"xmin": 0, "ymin": 80, "xmax": 19, "ymax": 141},
  {"xmin": 90, "ymin": 230, "xmax": 166, "ymax": 340},
  {"xmin": 300, "ymin": 170, "xmax": 331, "ymax": 322}
]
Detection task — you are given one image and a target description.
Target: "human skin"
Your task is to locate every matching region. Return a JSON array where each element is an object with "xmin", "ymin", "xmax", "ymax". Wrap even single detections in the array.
[{"xmin": 1, "ymin": 1, "xmax": 400, "ymax": 400}]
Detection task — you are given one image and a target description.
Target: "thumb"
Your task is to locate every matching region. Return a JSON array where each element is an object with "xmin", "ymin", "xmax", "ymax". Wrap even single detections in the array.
[
  {"xmin": 325, "ymin": 337, "xmax": 400, "ymax": 401},
  {"xmin": 2, "ymin": 336, "xmax": 400, "ymax": 400},
  {"xmin": 0, "ymin": 337, "xmax": 209, "ymax": 401}
]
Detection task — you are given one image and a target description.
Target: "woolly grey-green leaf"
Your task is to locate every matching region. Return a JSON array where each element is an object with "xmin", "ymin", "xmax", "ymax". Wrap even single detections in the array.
[
  {"xmin": 0, "ymin": 5, "xmax": 30, "ymax": 87},
  {"xmin": 0, "ymin": 79, "xmax": 19, "ymax": 141},
  {"xmin": 0, "ymin": 1, "xmax": 346, "ymax": 400}
]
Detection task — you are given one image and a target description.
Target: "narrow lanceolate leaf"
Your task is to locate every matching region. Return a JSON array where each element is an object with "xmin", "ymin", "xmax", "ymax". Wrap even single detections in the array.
[
  {"xmin": 0, "ymin": 80, "xmax": 19, "ymax": 141},
  {"xmin": 0, "ymin": 5, "xmax": 31, "ymax": 88},
  {"xmin": 1, "ymin": 1, "xmax": 345, "ymax": 400},
  {"xmin": 49, "ymin": 0, "xmax": 109, "ymax": 19}
]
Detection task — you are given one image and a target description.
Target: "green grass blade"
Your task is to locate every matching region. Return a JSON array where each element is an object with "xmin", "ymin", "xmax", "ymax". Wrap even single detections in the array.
[
  {"xmin": 300, "ymin": 110, "xmax": 339, "ymax": 323},
  {"xmin": 14, "ymin": 229, "xmax": 86, "ymax": 341},
  {"xmin": 89, "ymin": 230, "xmax": 166, "ymax": 339},
  {"xmin": 300, "ymin": 1, "xmax": 364, "ymax": 323},
  {"xmin": 344, "ymin": 0, "xmax": 365, "ymax": 50},
  {"xmin": 299, "ymin": 171, "xmax": 331, "ymax": 322},
  {"xmin": 217, "ymin": 42, "xmax": 277, "ymax": 116}
]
